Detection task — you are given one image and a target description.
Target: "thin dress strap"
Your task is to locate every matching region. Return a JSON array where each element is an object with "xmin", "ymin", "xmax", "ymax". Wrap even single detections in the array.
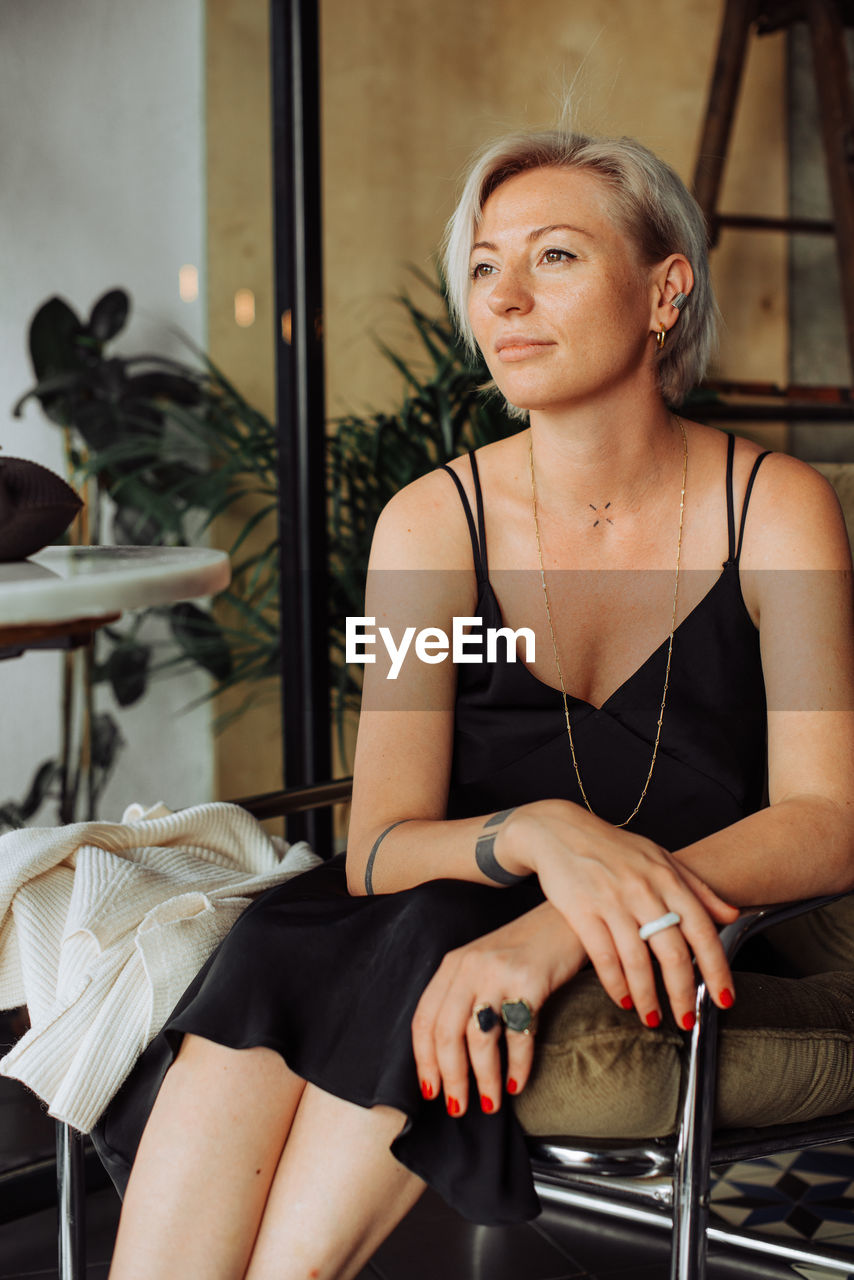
[
  {"xmin": 441, "ymin": 456, "xmax": 486, "ymax": 585},
  {"xmin": 724, "ymin": 432, "xmax": 737, "ymax": 564},
  {"xmin": 734, "ymin": 449, "xmax": 772, "ymax": 562},
  {"xmin": 468, "ymin": 451, "xmax": 489, "ymax": 575},
  {"xmin": 724, "ymin": 434, "xmax": 772, "ymax": 565}
]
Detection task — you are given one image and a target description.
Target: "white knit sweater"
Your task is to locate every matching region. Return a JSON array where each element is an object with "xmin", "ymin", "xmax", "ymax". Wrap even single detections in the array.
[{"xmin": 0, "ymin": 801, "xmax": 320, "ymax": 1131}]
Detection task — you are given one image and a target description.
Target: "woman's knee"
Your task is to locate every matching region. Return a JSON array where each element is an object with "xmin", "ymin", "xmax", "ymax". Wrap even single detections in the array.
[{"xmin": 172, "ymin": 1035, "xmax": 303, "ymax": 1108}]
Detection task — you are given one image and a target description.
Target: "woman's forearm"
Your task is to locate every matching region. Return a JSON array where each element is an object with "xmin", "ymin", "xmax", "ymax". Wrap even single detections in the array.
[
  {"xmin": 346, "ymin": 807, "xmax": 533, "ymax": 896},
  {"xmin": 673, "ymin": 795, "xmax": 854, "ymax": 907},
  {"xmin": 349, "ymin": 790, "xmax": 854, "ymax": 907},
  {"xmin": 346, "ymin": 795, "xmax": 657, "ymax": 896}
]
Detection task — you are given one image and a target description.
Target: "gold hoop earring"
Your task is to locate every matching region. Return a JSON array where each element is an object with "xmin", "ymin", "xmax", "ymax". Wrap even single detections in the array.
[{"xmin": 655, "ymin": 326, "xmax": 667, "ymax": 351}]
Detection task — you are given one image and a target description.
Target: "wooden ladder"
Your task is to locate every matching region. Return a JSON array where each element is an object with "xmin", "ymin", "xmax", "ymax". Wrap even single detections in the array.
[{"xmin": 692, "ymin": 0, "xmax": 854, "ymax": 377}]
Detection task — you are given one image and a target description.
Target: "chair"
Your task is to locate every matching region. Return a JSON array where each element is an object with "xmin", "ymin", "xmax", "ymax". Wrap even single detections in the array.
[
  {"xmin": 528, "ymin": 897, "xmax": 854, "ymax": 1279},
  {"xmin": 53, "ymin": 777, "xmax": 854, "ymax": 1280}
]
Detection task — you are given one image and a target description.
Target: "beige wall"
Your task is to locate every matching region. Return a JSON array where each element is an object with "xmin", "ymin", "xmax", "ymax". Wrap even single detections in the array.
[
  {"xmin": 321, "ymin": 0, "xmax": 788, "ymax": 450},
  {"xmin": 206, "ymin": 0, "xmax": 789, "ymax": 803},
  {"xmin": 206, "ymin": 0, "xmax": 282, "ymax": 808}
]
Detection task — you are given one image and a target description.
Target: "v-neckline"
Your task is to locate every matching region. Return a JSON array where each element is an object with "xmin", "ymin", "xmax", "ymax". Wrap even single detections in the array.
[{"xmin": 483, "ymin": 564, "xmax": 745, "ymax": 713}]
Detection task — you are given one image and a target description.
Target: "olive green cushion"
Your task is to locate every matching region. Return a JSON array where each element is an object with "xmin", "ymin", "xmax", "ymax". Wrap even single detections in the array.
[
  {"xmin": 763, "ymin": 894, "xmax": 854, "ymax": 976},
  {"xmin": 516, "ymin": 957, "xmax": 854, "ymax": 1139}
]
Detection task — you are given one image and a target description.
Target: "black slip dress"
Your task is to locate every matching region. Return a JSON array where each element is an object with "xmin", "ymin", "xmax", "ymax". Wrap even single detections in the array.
[{"xmin": 92, "ymin": 434, "xmax": 770, "ymax": 1226}]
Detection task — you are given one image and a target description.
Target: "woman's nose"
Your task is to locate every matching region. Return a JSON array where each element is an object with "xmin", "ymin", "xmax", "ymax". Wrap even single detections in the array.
[{"xmin": 486, "ymin": 266, "xmax": 533, "ymax": 316}]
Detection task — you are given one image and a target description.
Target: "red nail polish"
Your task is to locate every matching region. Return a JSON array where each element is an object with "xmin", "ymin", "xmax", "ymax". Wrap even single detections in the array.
[
  {"xmin": 620, "ymin": 995, "xmax": 634, "ymax": 1010},
  {"xmin": 506, "ymin": 1078, "xmax": 518, "ymax": 1095},
  {"xmin": 446, "ymin": 1096, "xmax": 460, "ymax": 1116},
  {"xmin": 480, "ymin": 1095, "xmax": 494, "ymax": 1113},
  {"xmin": 645, "ymin": 1010, "xmax": 661, "ymax": 1028},
  {"xmin": 681, "ymin": 1011, "xmax": 696, "ymax": 1031},
  {"xmin": 719, "ymin": 987, "xmax": 735, "ymax": 1009},
  {"xmin": 421, "ymin": 1080, "xmax": 433, "ymax": 1100}
]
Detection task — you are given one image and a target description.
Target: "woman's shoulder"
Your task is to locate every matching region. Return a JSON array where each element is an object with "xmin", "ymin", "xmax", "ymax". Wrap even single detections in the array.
[
  {"xmin": 369, "ymin": 433, "xmax": 525, "ymax": 573},
  {"xmin": 723, "ymin": 430, "xmax": 853, "ymax": 571},
  {"xmin": 367, "ymin": 455, "xmax": 479, "ymax": 573}
]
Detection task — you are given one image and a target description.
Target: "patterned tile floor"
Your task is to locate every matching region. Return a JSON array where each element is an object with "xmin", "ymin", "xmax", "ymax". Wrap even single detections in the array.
[
  {"xmin": 709, "ymin": 1144, "xmax": 854, "ymax": 1259},
  {"xmin": 0, "ymin": 1065, "xmax": 851, "ymax": 1279}
]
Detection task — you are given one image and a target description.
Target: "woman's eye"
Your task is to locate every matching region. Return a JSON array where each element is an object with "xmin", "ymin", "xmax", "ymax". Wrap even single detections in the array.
[
  {"xmin": 542, "ymin": 248, "xmax": 575, "ymax": 264},
  {"xmin": 470, "ymin": 262, "xmax": 495, "ymax": 280}
]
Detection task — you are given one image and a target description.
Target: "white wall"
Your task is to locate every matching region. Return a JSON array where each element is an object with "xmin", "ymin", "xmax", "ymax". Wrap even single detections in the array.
[{"xmin": 0, "ymin": 0, "xmax": 215, "ymax": 818}]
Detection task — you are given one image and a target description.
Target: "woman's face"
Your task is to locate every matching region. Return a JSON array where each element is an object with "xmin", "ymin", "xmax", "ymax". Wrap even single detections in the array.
[{"xmin": 466, "ymin": 165, "xmax": 658, "ymax": 414}]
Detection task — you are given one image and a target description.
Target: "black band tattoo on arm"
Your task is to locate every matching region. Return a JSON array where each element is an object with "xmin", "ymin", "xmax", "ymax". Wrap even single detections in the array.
[
  {"xmin": 475, "ymin": 808, "xmax": 527, "ymax": 886},
  {"xmin": 364, "ymin": 819, "xmax": 412, "ymax": 895}
]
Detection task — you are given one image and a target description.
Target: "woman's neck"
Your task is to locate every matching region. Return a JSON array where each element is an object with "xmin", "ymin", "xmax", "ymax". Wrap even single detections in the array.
[{"xmin": 526, "ymin": 396, "xmax": 682, "ymax": 517}]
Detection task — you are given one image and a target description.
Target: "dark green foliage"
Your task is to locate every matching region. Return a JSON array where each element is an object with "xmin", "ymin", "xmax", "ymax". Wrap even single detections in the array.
[
  {"xmin": 101, "ymin": 642, "xmax": 151, "ymax": 707},
  {"xmin": 0, "ymin": 716, "xmax": 124, "ymax": 835},
  {"xmin": 13, "ymin": 288, "xmax": 279, "ymax": 718},
  {"xmin": 89, "ymin": 713, "xmax": 124, "ymax": 773},
  {"xmin": 168, "ymin": 602, "xmax": 234, "ymax": 682},
  {"xmin": 19, "ymin": 293, "xmax": 201, "ymax": 454},
  {"xmin": 87, "ymin": 289, "xmax": 130, "ymax": 342},
  {"xmin": 0, "ymin": 760, "xmax": 60, "ymax": 829}
]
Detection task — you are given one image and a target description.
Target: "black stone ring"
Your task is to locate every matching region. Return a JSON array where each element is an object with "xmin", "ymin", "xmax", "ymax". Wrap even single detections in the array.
[
  {"xmin": 500, "ymin": 997, "xmax": 537, "ymax": 1036},
  {"xmin": 473, "ymin": 1002, "xmax": 499, "ymax": 1033}
]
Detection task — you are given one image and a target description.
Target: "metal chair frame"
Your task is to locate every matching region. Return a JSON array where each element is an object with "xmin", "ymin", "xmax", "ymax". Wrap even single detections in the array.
[
  {"xmin": 52, "ymin": 779, "xmax": 854, "ymax": 1279},
  {"xmin": 529, "ymin": 899, "xmax": 854, "ymax": 1279}
]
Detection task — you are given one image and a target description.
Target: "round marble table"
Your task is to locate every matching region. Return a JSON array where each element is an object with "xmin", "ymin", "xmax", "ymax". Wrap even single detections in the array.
[{"xmin": 0, "ymin": 546, "xmax": 231, "ymax": 653}]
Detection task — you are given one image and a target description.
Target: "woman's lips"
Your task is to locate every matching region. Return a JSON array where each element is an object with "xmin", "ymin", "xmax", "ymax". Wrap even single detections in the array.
[{"xmin": 495, "ymin": 340, "xmax": 554, "ymax": 362}]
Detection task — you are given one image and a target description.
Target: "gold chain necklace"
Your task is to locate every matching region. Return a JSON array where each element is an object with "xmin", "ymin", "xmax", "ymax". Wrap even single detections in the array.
[{"xmin": 529, "ymin": 416, "xmax": 688, "ymax": 828}]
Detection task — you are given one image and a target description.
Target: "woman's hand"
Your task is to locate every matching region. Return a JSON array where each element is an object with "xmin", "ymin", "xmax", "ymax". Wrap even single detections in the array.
[
  {"xmin": 499, "ymin": 800, "xmax": 739, "ymax": 1031},
  {"xmin": 411, "ymin": 901, "xmax": 585, "ymax": 1117}
]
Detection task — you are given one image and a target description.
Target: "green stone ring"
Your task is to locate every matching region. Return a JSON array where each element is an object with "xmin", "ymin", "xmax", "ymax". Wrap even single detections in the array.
[{"xmin": 500, "ymin": 997, "xmax": 537, "ymax": 1036}]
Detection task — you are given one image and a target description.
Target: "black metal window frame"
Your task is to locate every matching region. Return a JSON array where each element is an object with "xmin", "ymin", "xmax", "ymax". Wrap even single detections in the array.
[{"xmin": 270, "ymin": 0, "xmax": 332, "ymax": 851}]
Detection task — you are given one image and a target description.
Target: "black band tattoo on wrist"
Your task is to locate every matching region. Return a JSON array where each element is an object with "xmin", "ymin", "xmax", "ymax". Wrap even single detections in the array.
[
  {"xmin": 364, "ymin": 819, "xmax": 411, "ymax": 895},
  {"xmin": 475, "ymin": 808, "xmax": 527, "ymax": 886}
]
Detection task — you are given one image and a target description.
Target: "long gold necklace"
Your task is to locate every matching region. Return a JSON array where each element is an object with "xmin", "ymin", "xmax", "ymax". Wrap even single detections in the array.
[{"xmin": 529, "ymin": 416, "xmax": 688, "ymax": 828}]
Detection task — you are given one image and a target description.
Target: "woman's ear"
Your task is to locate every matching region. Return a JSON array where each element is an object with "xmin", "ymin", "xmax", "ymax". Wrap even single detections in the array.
[{"xmin": 649, "ymin": 255, "xmax": 695, "ymax": 338}]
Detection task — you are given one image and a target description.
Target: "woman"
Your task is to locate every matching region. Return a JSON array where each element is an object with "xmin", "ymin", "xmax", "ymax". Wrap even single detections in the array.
[{"xmin": 99, "ymin": 128, "xmax": 854, "ymax": 1280}]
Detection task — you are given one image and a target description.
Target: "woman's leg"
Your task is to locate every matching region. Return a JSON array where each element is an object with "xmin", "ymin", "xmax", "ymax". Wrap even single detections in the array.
[
  {"xmin": 109, "ymin": 1034, "xmax": 426, "ymax": 1280},
  {"xmin": 108, "ymin": 1033, "xmax": 306, "ymax": 1280},
  {"xmin": 245, "ymin": 1085, "xmax": 425, "ymax": 1280}
]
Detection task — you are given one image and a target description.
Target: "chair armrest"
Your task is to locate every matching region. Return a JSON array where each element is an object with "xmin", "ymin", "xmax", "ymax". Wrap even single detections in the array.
[
  {"xmin": 228, "ymin": 778, "xmax": 353, "ymax": 821},
  {"xmin": 671, "ymin": 885, "xmax": 854, "ymax": 1240},
  {"xmin": 717, "ymin": 891, "xmax": 853, "ymax": 964}
]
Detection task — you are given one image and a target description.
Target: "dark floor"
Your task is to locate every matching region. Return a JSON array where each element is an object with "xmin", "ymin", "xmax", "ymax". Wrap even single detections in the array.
[{"xmin": 0, "ymin": 1072, "xmax": 852, "ymax": 1279}]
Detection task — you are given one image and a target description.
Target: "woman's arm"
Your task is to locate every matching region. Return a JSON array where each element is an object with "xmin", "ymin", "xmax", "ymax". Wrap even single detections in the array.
[
  {"xmin": 345, "ymin": 465, "xmax": 576, "ymax": 898},
  {"xmin": 675, "ymin": 454, "xmax": 854, "ymax": 903},
  {"xmin": 344, "ymin": 465, "xmax": 532, "ymax": 896}
]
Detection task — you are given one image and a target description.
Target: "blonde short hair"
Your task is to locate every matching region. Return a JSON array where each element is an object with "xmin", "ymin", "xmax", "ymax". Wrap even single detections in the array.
[{"xmin": 442, "ymin": 129, "xmax": 718, "ymax": 409}]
